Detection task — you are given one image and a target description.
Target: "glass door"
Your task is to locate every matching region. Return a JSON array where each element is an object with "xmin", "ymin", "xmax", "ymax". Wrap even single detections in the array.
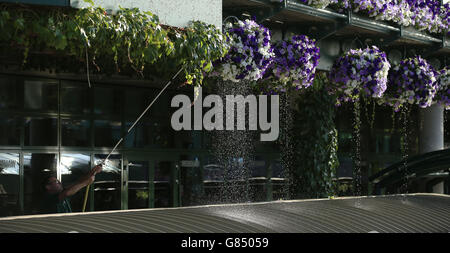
[
  {"xmin": 156, "ymin": 160, "xmax": 179, "ymax": 208},
  {"xmin": 125, "ymin": 154, "xmax": 182, "ymax": 209},
  {"xmin": 126, "ymin": 157, "xmax": 152, "ymax": 210},
  {"xmin": 93, "ymin": 154, "xmax": 122, "ymax": 211}
]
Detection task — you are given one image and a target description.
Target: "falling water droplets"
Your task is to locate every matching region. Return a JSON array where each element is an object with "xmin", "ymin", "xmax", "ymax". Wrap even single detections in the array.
[
  {"xmin": 401, "ymin": 105, "xmax": 410, "ymax": 202},
  {"xmin": 280, "ymin": 92, "xmax": 295, "ymax": 200},
  {"xmin": 353, "ymin": 99, "xmax": 362, "ymax": 207},
  {"xmin": 210, "ymin": 79, "xmax": 255, "ymax": 204}
]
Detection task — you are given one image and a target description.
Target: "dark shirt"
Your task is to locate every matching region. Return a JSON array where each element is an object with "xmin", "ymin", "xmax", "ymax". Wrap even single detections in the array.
[{"xmin": 41, "ymin": 192, "xmax": 72, "ymax": 214}]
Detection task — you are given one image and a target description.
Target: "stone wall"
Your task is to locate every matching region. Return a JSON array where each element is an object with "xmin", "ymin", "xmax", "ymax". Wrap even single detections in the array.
[{"xmin": 71, "ymin": 0, "xmax": 222, "ymax": 28}]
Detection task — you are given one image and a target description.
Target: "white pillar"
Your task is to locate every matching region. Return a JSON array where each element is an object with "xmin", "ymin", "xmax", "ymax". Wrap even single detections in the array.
[
  {"xmin": 418, "ymin": 104, "xmax": 445, "ymax": 194},
  {"xmin": 419, "ymin": 104, "xmax": 444, "ymax": 154}
]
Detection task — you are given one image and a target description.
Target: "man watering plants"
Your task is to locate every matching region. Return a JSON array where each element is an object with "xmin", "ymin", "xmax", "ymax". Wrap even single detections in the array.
[{"xmin": 40, "ymin": 164, "xmax": 103, "ymax": 214}]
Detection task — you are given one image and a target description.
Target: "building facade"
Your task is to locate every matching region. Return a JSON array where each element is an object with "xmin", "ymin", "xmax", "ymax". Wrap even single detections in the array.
[{"xmin": 0, "ymin": 0, "xmax": 449, "ymax": 217}]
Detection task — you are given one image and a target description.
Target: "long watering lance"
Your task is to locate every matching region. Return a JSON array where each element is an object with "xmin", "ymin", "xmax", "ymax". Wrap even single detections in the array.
[{"xmin": 81, "ymin": 67, "xmax": 184, "ymax": 212}]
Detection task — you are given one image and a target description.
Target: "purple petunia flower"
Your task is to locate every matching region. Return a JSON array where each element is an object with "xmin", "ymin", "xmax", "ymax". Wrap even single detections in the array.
[
  {"xmin": 328, "ymin": 46, "xmax": 390, "ymax": 105},
  {"xmin": 435, "ymin": 66, "xmax": 450, "ymax": 110},
  {"xmin": 384, "ymin": 55, "xmax": 439, "ymax": 111},
  {"xmin": 264, "ymin": 34, "xmax": 320, "ymax": 92},
  {"xmin": 212, "ymin": 19, "xmax": 274, "ymax": 82}
]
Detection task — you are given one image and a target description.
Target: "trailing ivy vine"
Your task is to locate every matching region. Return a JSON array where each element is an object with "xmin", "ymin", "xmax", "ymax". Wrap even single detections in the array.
[
  {"xmin": 291, "ymin": 72, "xmax": 339, "ymax": 198},
  {"xmin": 0, "ymin": 1, "xmax": 229, "ymax": 86}
]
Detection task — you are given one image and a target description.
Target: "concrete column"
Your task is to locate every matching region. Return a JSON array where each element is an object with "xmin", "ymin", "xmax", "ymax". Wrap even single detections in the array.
[
  {"xmin": 418, "ymin": 104, "xmax": 445, "ymax": 194},
  {"xmin": 419, "ymin": 104, "xmax": 444, "ymax": 154}
]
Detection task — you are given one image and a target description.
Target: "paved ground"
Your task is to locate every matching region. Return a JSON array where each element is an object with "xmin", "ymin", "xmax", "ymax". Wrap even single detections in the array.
[{"xmin": 0, "ymin": 193, "xmax": 449, "ymax": 233}]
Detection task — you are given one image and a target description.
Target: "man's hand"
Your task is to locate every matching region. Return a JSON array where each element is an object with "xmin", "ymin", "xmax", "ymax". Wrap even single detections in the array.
[
  {"xmin": 91, "ymin": 164, "xmax": 103, "ymax": 176},
  {"xmin": 86, "ymin": 164, "xmax": 103, "ymax": 185}
]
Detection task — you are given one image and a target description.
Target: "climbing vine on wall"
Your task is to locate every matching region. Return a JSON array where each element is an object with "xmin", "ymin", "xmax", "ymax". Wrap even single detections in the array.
[
  {"xmin": 0, "ymin": 1, "xmax": 229, "ymax": 86},
  {"xmin": 292, "ymin": 72, "xmax": 339, "ymax": 198}
]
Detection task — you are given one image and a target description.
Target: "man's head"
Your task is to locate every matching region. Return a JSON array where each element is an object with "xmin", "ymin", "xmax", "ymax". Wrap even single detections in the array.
[{"xmin": 42, "ymin": 175, "xmax": 63, "ymax": 194}]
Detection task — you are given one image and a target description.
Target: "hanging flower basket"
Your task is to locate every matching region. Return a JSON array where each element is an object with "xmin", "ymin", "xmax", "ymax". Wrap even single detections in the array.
[
  {"xmin": 350, "ymin": 0, "xmax": 390, "ymax": 18},
  {"xmin": 326, "ymin": 1, "xmax": 448, "ymax": 34},
  {"xmin": 328, "ymin": 46, "xmax": 390, "ymax": 105},
  {"xmin": 264, "ymin": 34, "xmax": 320, "ymax": 92},
  {"xmin": 435, "ymin": 67, "xmax": 450, "ymax": 110},
  {"xmin": 384, "ymin": 56, "xmax": 439, "ymax": 111},
  {"xmin": 375, "ymin": 0, "xmax": 414, "ymax": 26},
  {"xmin": 211, "ymin": 19, "xmax": 274, "ymax": 82},
  {"xmin": 441, "ymin": 3, "xmax": 450, "ymax": 36},
  {"xmin": 408, "ymin": 0, "xmax": 447, "ymax": 34}
]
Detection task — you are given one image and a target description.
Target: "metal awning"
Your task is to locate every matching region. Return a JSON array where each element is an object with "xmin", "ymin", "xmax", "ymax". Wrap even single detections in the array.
[{"xmin": 0, "ymin": 193, "xmax": 448, "ymax": 232}]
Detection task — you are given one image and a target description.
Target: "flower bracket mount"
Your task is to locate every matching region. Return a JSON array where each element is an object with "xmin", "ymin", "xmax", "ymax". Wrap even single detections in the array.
[
  {"xmin": 379, "ymin": 26, "xmax": 405, "ymax": 48},
  {"xmin": 315, "ymin": 20, "xmax": 348, "ymax": 42},
  {"xmin": 422, "ymin": 35, "xmax": 449, "ymax": 58},
  {"xmin": 283, "ymin": 21, "xmax": 349, "ymax": 42}
]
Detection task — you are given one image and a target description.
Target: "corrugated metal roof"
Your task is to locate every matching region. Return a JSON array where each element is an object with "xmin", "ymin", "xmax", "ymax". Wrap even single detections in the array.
[{"xmin": 0, "ymin": 193, "xmax": 448, "ymax": 233}]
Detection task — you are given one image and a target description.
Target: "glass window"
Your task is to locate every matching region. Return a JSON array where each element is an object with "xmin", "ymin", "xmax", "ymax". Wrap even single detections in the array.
[
  {"xmin": 94, "ymin": 86, "xmax": 122, "ymax": 115},
  {"xmin": 154, "ymin": 161, "xmax": 170, "ymax": 208},
  {"xmin": 390, "ymin": 134, "xmax": 401, "ymax": 154},
  {"xmin": 272, "ymin": 160, "xmax": 284, "ymax": 179},
  {"xmin": 271, "ymin": 161, "xmax": 287, "ymax": 200},
  {"xmin": 153, "ymin": 91, "xmax": 169, "ymax": 117},
  {"xmin": 124, "ymin": 88, "xmax": 159, "ymax": 119},
  {"xmin": 61, "ymin": 82, "xmax": 90, "ymax": 114},
  {"xmin": 179, "ymin": 157, "xmax": 203, "ymax": 207},
  {"xmin": 123, "ymin": 120, "xmax": 152, "ymax": 148},
  {"xmin": 337, "ymin": 156, "xmax": 354, "ymax": 178},
  {"xmin": 93, "ymin": 154, "xmax": 121, "ymax": 211},
  {"xmin": 0, "ymin": 75, "xmax": 22, "ymax": 110},
  {"xmin": 23, "ymin": 153, "xmax": 57, "ymax": 215},
  {"xmin": 338, "ymin": 132, "xmax": 352, "ymax": 153},
  {"xmin": 203, "ymin": 131, "xmax": 213, "ymax": 150},
  {"xmin": 0, "ymin": 153, "xmax": 20, "ymax": 217},
  {"xmin": 202, "ymin": 157, "xmax": 224, "ymax": 205},
  {"xmin": 0, "ymin": 117, "xmax": 21, "ymax": 146},
  {"xmin": 153, "ymin": 121, "xmax": 174, "ymax": 148},
  {"xmin": 128, "ymin": 160, "xmax": 149, "ymax": 210},
  {"xmin": 24, "ymin": 117, "xmax": 57, "ymax": 146},
  {"xmin": 124, "ymin": 89, "xmax": 143, "ymax": 119},
  {"xmin": 60, "ymin": 153, "xmax": 91, "ymax": 212},
  {"xmin": 174, "ymin": 130, "xmax": 195, "ymax": 149},
  {"xmin": 249, "ymin": 159, "xmax": 267, "ymax": 202},
  {"xmin": 94, "ymin": 120, "xmax": 121, "ymax": 147},
  {"xmin": 250, "ymin": 158, "xmax": 266, "ymax": 178},
  {"xmin": 123, "ymin": 119, "xmax": 175, "ymax": 149},
  {"xmin": 61, "ymin": 119, "xmax": 91, "ymax": 147},
  {"xmin": 23, "ymin": 79, "xmax": 58, "ymax": 111}
]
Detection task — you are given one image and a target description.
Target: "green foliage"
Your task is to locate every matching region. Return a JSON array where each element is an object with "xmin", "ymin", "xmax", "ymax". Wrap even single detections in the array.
[
  {"xmin": 136, "ymin": 190, "xmax": 149, "ymax": 200},
  {"xmin": 0, "ymin": 2, "xmax": 229, "ymax": 86},
  {"xmin": 292, "ymin": 72, "xmax": 339, "ymax": 198},
  {"xmin": 170, "ymin": 20, "xmax": 229, "ymax": 85}
]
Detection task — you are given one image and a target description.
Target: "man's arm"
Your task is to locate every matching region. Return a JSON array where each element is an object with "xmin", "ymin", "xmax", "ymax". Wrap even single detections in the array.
[{"xmin": 58, "ymin": 165, "xmax": 103, "ymax": 201}]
